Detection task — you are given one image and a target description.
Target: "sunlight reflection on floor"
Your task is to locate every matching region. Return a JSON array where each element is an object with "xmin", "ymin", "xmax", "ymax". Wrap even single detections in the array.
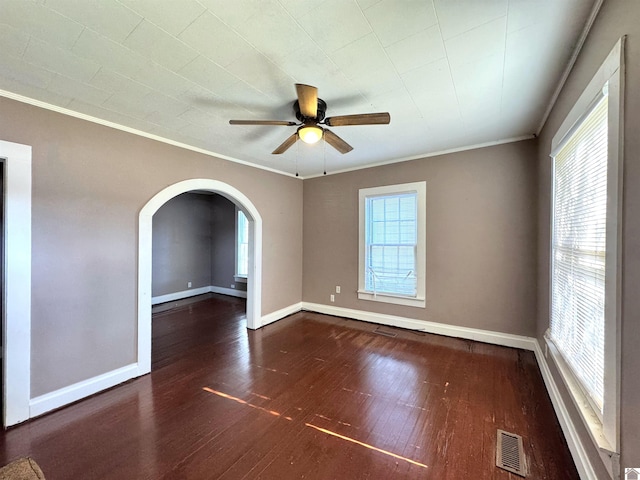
[{"xmin": 202, "ymin": 386, "xmax": 428, "ymax": 469}]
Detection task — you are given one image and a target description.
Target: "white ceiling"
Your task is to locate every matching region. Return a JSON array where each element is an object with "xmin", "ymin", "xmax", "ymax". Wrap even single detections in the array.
[{"xmin": 0, "ymin": 0, "xmax": 597, "ymax": 177}]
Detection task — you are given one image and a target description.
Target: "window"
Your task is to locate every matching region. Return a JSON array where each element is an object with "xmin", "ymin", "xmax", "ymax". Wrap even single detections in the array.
[
  {"xmin": 551, "ymin": 92, "xmax": 608, "ymax": 414},
  {"xmin": 236, "ymin": 209, "xmax": 249, "ymax": 279},
  {"xmin": 358, "ymin": 182, "xmax": 426, "ymax": 308},
  {"xmin": 546, "ymin": 38, "xmax": 623, "ymax": 460}
]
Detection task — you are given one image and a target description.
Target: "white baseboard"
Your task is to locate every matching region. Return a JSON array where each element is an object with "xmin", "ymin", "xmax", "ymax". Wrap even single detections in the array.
[
  {"xmin": 29, "ymin": 363, "xmax": 138, "ymax": 418},
  {"xmin": 301, "ymin": 302, "xmax": 537, "ymax": 351},
  {"xmin": 533, "ymin": 341, "xmax": 602, "ymax": 480},
  {"xmin": 26, "ymin": 300, "xmax": 597, "ymax": 480},
  {"xmin": 210, "ymin": 285, "xmax": 247, "ymax": 299},
  {"xmin": 27, "ymin": 300, "xmax": 296, "ymax": 419},
  {"xmin": 261, "ymin": 302, "xmax": 302, "ymax": 327},
  {"xmin": 152, "ymin": 286, "xmax": 211, "ymax": 305},
  {"xmin": 152, "ymin": 285, "xmax": 246, "ymax": 305},
  {"xmin": 302, "ymin": 302, "xmax": 602, "ymax": 478}
]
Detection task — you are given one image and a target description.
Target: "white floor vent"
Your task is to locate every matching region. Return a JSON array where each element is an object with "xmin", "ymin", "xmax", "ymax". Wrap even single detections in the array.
[{"xmin": 496, "ymin": 429, "xmax": 527, "ymax": 477}]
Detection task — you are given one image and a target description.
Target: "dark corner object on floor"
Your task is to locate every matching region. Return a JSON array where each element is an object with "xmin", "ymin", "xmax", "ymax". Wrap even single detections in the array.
[{"xmin": 0, "ymin": 457, "xmax": 45, "ymax": 479}]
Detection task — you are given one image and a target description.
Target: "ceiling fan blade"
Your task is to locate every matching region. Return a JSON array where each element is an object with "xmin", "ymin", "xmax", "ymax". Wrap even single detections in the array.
[
  {"xmin": 272, "ymin": 133, "xmax": 298, "ymax": 154},
  {"xmin": 323, "ymin": 129, "xmax": 353, "ymax": 154},
  {"xmin": 229, "ymin": 120, "xmax": 297, "ymax": 126},
  {"xmin": 324, "ymin": 112, "xmax": 390, "ymax": 127},
  {"xmin": 295, "ymin": 84, "xmax": 318, "ymax": 118}
]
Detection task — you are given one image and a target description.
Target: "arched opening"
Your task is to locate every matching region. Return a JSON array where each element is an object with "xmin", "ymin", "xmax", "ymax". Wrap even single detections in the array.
[{"xmin": 137, "ymin": 179, "xmax": 262, "ymax": 376}]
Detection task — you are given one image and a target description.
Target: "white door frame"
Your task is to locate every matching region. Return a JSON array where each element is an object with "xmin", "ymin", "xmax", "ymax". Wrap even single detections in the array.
[
  {"xmin": 1, "ymin": 140, "xmax": 32, "ymax": 427},
  {"xmin": 137, "ymin": 179, "xmax": 262, "ymax": 375}
]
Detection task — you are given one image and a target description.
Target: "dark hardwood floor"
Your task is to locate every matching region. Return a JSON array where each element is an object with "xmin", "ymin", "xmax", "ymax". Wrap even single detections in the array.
[{"xmin": 0, "ymin": 294, "xmax": 578, "ymax": 479}]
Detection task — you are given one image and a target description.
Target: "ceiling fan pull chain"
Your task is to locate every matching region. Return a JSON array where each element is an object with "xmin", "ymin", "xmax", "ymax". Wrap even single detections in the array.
[{"xmin": 323, "ymin": 138, "xmax": 327, "ymax": 175}]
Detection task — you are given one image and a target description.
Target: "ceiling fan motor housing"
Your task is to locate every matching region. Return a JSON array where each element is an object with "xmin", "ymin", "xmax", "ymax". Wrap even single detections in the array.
[{"xmin": 294, "ymin": 98, "xmax": 327, "ymax": 122}]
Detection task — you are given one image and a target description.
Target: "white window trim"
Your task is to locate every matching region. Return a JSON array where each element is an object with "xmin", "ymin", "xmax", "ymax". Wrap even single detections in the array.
[
  {"xmin": 546, "ymin": 37, "xmax": 624, "ymax": 469},
  {"xmin": 235, "ymin": 206, "xmax": 248, "ymax": 281},
  {"xmin": 358, "ymin": 181, "xmax": 426, "ymax": 308}
]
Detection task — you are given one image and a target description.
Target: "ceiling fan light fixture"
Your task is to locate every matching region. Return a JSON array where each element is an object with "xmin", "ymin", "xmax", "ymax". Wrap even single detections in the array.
[{"xmin": 298, "ymin": 125, "xmax": 323, "ymax": 144}]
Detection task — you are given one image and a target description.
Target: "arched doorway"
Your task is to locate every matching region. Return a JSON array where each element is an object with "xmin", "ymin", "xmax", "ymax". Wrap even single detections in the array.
[{"xmin": 137, "ymin": 179, "xmax": 262, "ymax": 376}]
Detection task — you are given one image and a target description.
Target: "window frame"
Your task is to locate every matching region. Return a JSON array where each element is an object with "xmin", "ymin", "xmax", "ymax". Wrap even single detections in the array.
[
  {"xmin": 358, "ymin": 181, "xmax": 426, "ymax": 308},
  {"xmin": 234, "ymin": 207, "xmax": 249, "ymax": 283},
  {"xmin": 545, "ymin": 37, "xmax": 624, "ymax": 463},
  {"xmin": 550, "ymin": 92, "xmax": 608, "ymax": 419}
]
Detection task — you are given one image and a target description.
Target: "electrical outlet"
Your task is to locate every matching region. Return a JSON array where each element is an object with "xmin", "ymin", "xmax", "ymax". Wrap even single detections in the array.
[
  {"xmin": 187, "ymin": 282, "xmax": 192, "ymax": 288},
  {"xmin": 336, "ymin": 286, "xmax": 341, "ymax": 294},
  {"xmin": 231, "ymin": 284, "xmax": 235, "ymax": 289},
  {"xmin": 330, "ymin": 294, "xmax": 335, "ymax": 302}
]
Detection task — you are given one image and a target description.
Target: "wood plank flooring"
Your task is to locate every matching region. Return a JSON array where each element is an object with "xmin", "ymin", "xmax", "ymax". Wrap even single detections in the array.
[{"xmin": 0, "ymin": 294, "xmax": 578, "ymax": 479}]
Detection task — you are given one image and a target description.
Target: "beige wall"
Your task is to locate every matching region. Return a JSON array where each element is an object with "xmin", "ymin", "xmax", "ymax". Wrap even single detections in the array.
[
  {"xmin": 536, "ymin": 0, "xmax": 640, "ymax": 472},
  {"xmin": 152, "ymin": 193, "xmax": 213, "ymax": 296},
  {"xmin": 210, "ymin": 194, "xmax": 246, "ymax": 292},
  {"xmin": 1, "ymin": 3, "xmax": 637, "ymax": 468},
  {"xmin": 0, "ymin": 96, "xmax": 303, "ymax": 397},
  {"xmin": 303, "ymin": 140, "xmax": 538, "ymax": 337},
  {"xmin": 152, "ymin": 192, "xmax": 244, "ymax": 297}
]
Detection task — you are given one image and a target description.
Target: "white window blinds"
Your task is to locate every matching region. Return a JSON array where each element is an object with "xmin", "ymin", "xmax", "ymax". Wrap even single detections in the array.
[
  {"xmin": 550, "ymin": 92, "xmax": 608, "ymax": 412},
  {"xmin": 364, "ymin": 192, "xmax": 417, "ymax": 297}
]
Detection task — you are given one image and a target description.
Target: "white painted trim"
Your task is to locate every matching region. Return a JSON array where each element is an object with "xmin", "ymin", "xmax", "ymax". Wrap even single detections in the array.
[
  {"xmin": 151, "ymin": 286, "xmax": 212, "ymax": 305},
  {"xmin": 536, "ymin": 0, "xmax": 605, "ymax": 135},
  {"xmin": 299, "ymin": 303, "xmax": 611, "ymax": 477},
  {"xmin": 303, "ymin": 135, "xmax": 534, "ymax": 179},
  {"xmin": 210, "ymin": 285, "xmax": 247, "ymax": 299},
  {"xmin": 544, "ymin": 334, "xmax": 620, "ymax": 479},
  {"xmin": 138, "ymin": 179, "xmax": 263, "ymax": 377},
  {"xmin": 301, "ymin": 303, "xmax": 537, "ymax": 351},
  {"xmin": 0, "ymin": 87, "xmax": 533, "ymax": 181},
  {"xmin": 533, "ymin": 340, "xmax": 609, "ymax": 480},
  {"xmin": 551, "ymin": 38, "xmax": 623, "ymax": 152},
  {"xmin": 29, "ymin": 364, "xmax": 138, "ymax": 419},
  {"xmin": 0, "ymin": 89, "xmax": 298, "ymax": 179},
  {"xmin": 261, "ymin": 302, "xmax": 302, "ymax": 327},
  {"xmin": 358, "ymin": 182, "xmax": 426, "ymax": 309},
  {"xmin": 1, "ymin": 140, "xmax": 32, "ymax": 427},
  {"xmin": 548, "ymin": 37, "xmax": 624, "ymax": 458},
  {"xmin": 152, "ymin": 286, "xmax": 247, "ymax": 305}
]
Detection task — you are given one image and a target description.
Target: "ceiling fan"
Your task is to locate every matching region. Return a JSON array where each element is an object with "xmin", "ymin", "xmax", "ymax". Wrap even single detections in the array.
[{"xmin": 229, "ymin": 84, "xmax": 390, "ymax": 155}]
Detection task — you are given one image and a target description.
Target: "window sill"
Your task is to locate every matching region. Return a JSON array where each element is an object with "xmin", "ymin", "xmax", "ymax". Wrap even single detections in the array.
[
  {"xmin": 544, "ymin": 334, "xmax": 618, "ymax": 470},
  {"xmin": 234, "ymin": 276, "xmax": 247, "ymax": 284},
  {"xmin": 357, "ymin": 290, "xmax": 425, "ymax": 308}
]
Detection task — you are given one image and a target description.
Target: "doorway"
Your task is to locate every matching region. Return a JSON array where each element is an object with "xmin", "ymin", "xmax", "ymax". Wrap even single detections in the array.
[
  {"xmin": 0, "ymin": 140, "xmax": 32, "ymax": 427},
  {"xmin": 150, "ymin": 192, "xmax": 248, "ymax": 310},
  {"xmin": 137, "ymin": 179, "xmax": 262, "ymax": 376}
]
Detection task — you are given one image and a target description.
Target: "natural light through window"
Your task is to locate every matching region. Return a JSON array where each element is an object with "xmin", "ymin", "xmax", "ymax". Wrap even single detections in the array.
[
  {"xmin": 236, "ymin": 209, "xmax": 248, "ymax": 278},
  {"xmin": 545, "ymin": 37, "xmax": 623, "ymax": 460},
  {"xmin": 202, "ymin": 387, "xmax": 428, "ymax": 469},
  {"xmin": 366, "ymin": 192, "xmax": 417, "ymax": 296},
  {"xmin": 358, "ymin": 182, "xmax": 426, "ymax": 308},
  {"xmin": 550, "ymin": 92, "xmax": 608, "ymax": 413}
]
